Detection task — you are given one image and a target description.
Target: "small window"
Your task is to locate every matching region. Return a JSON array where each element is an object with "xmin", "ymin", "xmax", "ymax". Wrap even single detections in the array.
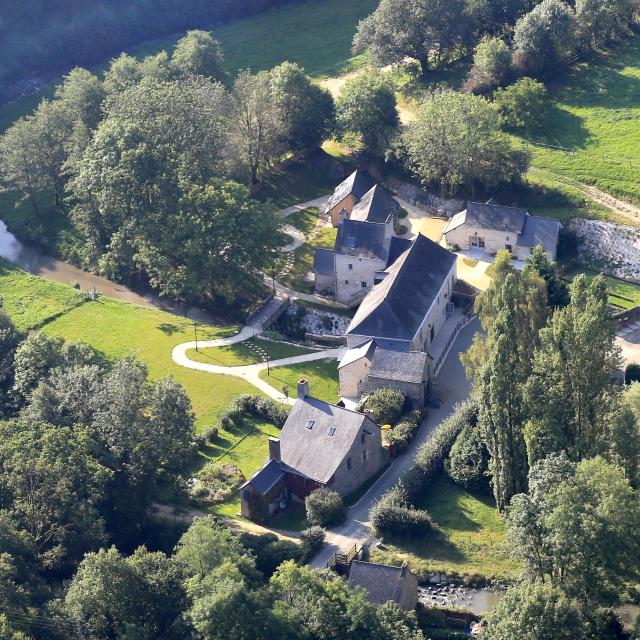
[
  {"xmin": 345, "ymin": 280, "xmax": 349, "ymax": 284},
  {"xmin": 346, "ymin": 457, "xmax": 352, "ymax": 470},
  {"xmin": 328, "ymin": 427, "xmax": 336, "ymax": 436},
  {"xmin": 361, "ymin": 281, "xmax": 367, "ymax": 288},
  {"xmin": 306, "ymin": 420, "xmax": 314, "ymax": 430},
  {"xmin": 362, "ymin": 450, "xmax": 368, "ymax": 462},
  {"xmin": 348, "ymin": 264, "xmax": 353, "ymax": 270}
]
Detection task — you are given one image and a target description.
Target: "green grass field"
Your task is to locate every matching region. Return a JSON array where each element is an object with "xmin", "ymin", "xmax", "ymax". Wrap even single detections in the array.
[
  {"xmin": 520, "ymin": 36, "xmax": 640, "ymax": 204},
  {"xmin": 280, "ymin": 227, "xmax": 337, "ymax": 293},
  {"xmin": 259, "ymin": 358, "xmax": 339, "ymax": 403},
  {"xmin": 371, "ymin": 476, "xmax": 521, "ymax": 581},
  {"xmin": 186, "ymin": 337, "xmax": 315, "ymax": 367},
  {"xmin": 563, "ymin": 266, "xmax": 640, "ymax": 310},
  {"xmin": 285, "ymin": 207, "xmax": 321, "ymax": 235},
  {"xmin": 0, "ymin": 0, "xmax": 377, "ymax": 133}
]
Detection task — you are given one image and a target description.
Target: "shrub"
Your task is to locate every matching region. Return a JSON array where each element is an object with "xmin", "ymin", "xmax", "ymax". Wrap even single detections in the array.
[
  {"xmin": 220, "ymin": 395, "xmax": 289, "ymax": 430},
  {"xmin": 193, "ymin": 434, "xmax": 208, "ymax": 451},
  {"xmin": 370, "ymin": 486, "xmax": 433, "ymax": 538},
  {"xmin": 239, "ymin": 532, "xmax": 302, "ymax": 577},
  {"xmin": 204, "ymin": 426, "xmax": 218, "ymax": 442},
  {"xmin": 446, "ymin": 419, "xmax": 490, "ymax": 494},
  {"xmin": 305, "ymin": 488, "xmax": 346, "ymax": 527},
  {"xmin": 464, "ymin": 36, "xmax": 512, "ymax": 93},
  {"xmin": 494, "ymin": 77, "xmax": 548, "ymax": 132},
  {"xmin": 359, "ymin": 388, "xmax": 406, "ymax": 425},
  {"xmin": 625, "ymin": 363, "xmax": 640, "ymax": 385},
  {"xmin": 300, "ymin": 525, "xmax": 326, "ymax": 561},
  {"xmin": 196, "ymin": 463, "xmax": 245, "ymax": 501},
  {"xmin": 388, "ymin": 421, "xmax": 419, "ymax": 453}
]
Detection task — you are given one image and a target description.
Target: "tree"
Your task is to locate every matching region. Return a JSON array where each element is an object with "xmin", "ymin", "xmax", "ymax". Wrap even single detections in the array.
[
  {"xmin": 522, "ymin": 244, "xmax": 569, "ymax": 307},
  {"xmin": 447, "ymin": 418, "xmax": 490, "ymax": 493},
  {"xmin": 494, "ymin": 77, "xmax": 549, "ymax": 132},
  {"xmin": 0, "ymin": 419, "xmax": 109, "ymax": 573},
  {"xmin": 269, "ymin": 62, "xmax": 335, "ymax": 151},
  {"xmin": 524, "ymin": 274, "xmax": 621, "ymax": 463},
  {"xmin": 232, "ymin": 69, "xmax": 285, "ymax": 183},
  {"xmin": 12, "ymin": 333, "xmax": 65, "ymax": 400},
  {"xmin": 513, "ymin": 0, "xmax": 577, "ymax": 77},
  {"xmin": 507, "ymin": 455, "xmax": 640, "ymax": 605},
  {"xmin": 0, "ymin": 305, "xmax": 17, "ymax": 418},
  {"xmin": 65, "ymin": 546, "xmax": 186, "ymax": 640},
  {"xmin": 465, "ymin": 36, "xmax": 512, "ymax": 93},
  {"xmin": 575, "ymin": 0, "xmax": 637, "ymax": 45},
  {"xmin": 402, "ymin": 90, "xmax": 529, "ymax": 197},
  {"xmin": 103, "ymin": 53, "xmax": 144, "ymax": 95},
  {"xmin": 377, "ymin": 601, "xmax": 425, "ymax": 640},
  {"xmin": 54, "ymin": 67, "xmax": 105, "ymax": 131},
  {"xmin": 172, "ymin": 30, "xmax": 226, "ymax": 82},
  {"xmin": 352, "ymin": 0, "xmax": 467, "ymax": 75},
  {"xmin": 335, "ymin": 72, "xmax": 399, "ymax": 154},
  {"xmin": 305, "ymin": 488, "xmax": 346, "ymax": 527}
]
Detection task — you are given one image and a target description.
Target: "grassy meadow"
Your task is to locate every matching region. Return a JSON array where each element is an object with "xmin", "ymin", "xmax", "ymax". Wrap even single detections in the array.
[
  {"xmin": 259, "ymin": 358, "xmax": 339, "ymax": 403},
  {"xmin": 371, "ymin": 476, "xmax": 520, "ymax": 581}
]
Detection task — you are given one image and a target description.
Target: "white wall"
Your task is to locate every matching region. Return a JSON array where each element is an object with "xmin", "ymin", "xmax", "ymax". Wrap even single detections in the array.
[
  {"xmin": 446, "ymin": 225, "xmax": 514, "ymax": 255},
  {"xmin": 335, "ymin": 254, "xmax": 386, "ymax": 306},
  {"xmin": 339, "ymin": 356, "xmax": 372, "ymax": 398}
]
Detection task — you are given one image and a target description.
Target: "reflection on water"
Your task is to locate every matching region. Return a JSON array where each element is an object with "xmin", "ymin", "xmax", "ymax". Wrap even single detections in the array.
[
  {"xmin": 419, "ymin": 585, "xmax": 505, "ymax": 616},
  {"xmin": 0, "ymin": 220, "xmax": 23, "ymax": 262}
]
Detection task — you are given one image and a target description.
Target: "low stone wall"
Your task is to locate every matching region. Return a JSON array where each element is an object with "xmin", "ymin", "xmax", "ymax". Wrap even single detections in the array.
[
  {"xmin": 392, "ymin": 182, "xmax": 465, "ymax": 217},
  {"xmin": 305, "ymin": 333, "xmax": 346, "ymax": 347},
  {"xmin": 569, "ymin": 219, "xmax": 640, "ymax": 281}
]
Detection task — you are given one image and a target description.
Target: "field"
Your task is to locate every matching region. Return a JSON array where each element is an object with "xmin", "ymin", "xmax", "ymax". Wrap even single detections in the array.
[
  {"xmin": 259, "ymin": 358, "xmax": 339, "ymax": 403},
  {"xmin": 520, "ymin": 36, "xmax": 640, "ymax": 204},
  {"xmin": 371, "ymin": 476, "xmax": 521, "ymax": 581},
  {"xmin": 280, "ymin": 227, "xmax": 337, "ymax": 292},
  {"xmin": 0, "ymin": 0, "xmax": 377, "ymax": 133},
  {"xmin": 563, "ymin": 266, "xmax": 640, "ymax": 310}
]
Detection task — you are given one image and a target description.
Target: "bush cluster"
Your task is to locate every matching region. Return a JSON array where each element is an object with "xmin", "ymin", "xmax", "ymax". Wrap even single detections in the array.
[
  {"xmin": 239, "ymin": 532, "xmax": 302, "ymax": 578},
  {"xmin": 446, "ymin": 415, "xmax": 490, "ymax": 494},
  {"xmin": 305, "ymin": 488, "xmax": 346, "ymax": 528},
  {"xmin": 299, "ymin": 525, "xmax": 326, "ymax": 562},
  {"xmin": 370, "ymin": 487, "xmax": 433, "ymax": 538},
  {"xmin": 358, "ymin": 388, "xmax": 406, "ymax": 425},
  {"xmin": 388, "ymin": 410, "xmax": 424, "ymax": 453},
  {"xmin": 219, "ymin": 394, "xmax": 289, "ymax": 431}
]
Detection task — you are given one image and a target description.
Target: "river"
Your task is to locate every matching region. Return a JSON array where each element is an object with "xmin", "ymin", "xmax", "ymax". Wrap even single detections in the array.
[{"xmin": 0, "ymin": 220, "xmax": 216, "ymax": 323}]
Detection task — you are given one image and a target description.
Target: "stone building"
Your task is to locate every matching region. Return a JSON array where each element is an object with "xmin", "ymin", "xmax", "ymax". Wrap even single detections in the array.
[
  {"xmin": 324, "ymin": 170, "xmax": 376, "ymax": 227},
  {"xmin": 443, "ymin": 199, "xmax": 562, "ymax": 261},
  {"xmin": 239, "ymin": 380, "xmax": 387, "ymax": 524},
  {"xmin": 348, "ymin": 561, "xmax": 419, "ymax": 610}
]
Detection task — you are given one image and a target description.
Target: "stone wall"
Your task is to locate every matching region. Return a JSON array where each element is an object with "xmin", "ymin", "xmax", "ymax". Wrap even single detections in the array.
[
  {"xmin": 569, "ymin": 219, "xmax": 640, "ymax": 281},
  {"xmin": 393, "ymin": 182, "xmax": 464, "ymax": 217}
]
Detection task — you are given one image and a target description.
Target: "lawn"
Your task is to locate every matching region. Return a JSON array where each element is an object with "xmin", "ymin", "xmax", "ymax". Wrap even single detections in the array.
[
  {"xmin": 0, "ymin": 259, "xmax": 88, "ymax": 331},
  {"xmin": 0, "ymin": 0, "xmax": 377, "ymax": 133},
  {"xmin": 370, "ymin": 476, "xmax": 521, "ymax": 581},
  {"xmin": 280, "ymin": 226, "xmax": 337, "ymax": 293},
  {"xmin": 563, "ymin": 266, "xmax": 640, "ymax": 310},
  {"xmin": 285, "ymin": 207, "xmax": 321, "ymax": 235},
  {"xmin": 259, "ymin": 358, "xmax": 339, "ymax": 403},
  {"xmin": 517, "ymin": 36, "xmax": 640, "ymax": 204},
  {"xmin": 186, "ymin": 337, "xmax": 315, "ymax": 367}
]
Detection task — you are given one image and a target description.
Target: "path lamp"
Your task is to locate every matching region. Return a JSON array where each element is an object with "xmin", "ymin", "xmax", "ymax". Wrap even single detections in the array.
[
  {"xmin": 193, "ymin": 321, "xmax": 199, "ymax": 352},
  {"xmin": 265, "ymin": 347, "xmax": 270, "ymax": 376}
]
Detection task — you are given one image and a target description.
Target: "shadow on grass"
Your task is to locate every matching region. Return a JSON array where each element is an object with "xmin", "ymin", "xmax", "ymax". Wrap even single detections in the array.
[
  {"xmin": 387, "ymin": 528, "xmax": 470, "ymax": 565},
  {"xmin": 157, "ymin": 322, "xmax": 181, "ymax": 335},
  {"xmin": 524, "ymin": 103, "xmax": 592, "ymax": 150}
]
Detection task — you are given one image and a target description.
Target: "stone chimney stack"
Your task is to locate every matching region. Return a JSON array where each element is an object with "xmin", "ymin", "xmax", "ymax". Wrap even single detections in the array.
[
  {"xmin": 400, "ymin": 562, "xmax": 408, "ymax": 577},
  {"xmin": 268, "ymin": 437, "xmax": 281, "ymax": 461},
  {"xmin": 297, "ymin": 378, "xmax": 310, "ymax": 399}
]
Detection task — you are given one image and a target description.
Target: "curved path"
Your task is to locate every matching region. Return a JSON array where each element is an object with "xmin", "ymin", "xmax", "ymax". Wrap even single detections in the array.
[{"xmin": 172, "ymin": 336, "xmax": 345, "ymax": 404}]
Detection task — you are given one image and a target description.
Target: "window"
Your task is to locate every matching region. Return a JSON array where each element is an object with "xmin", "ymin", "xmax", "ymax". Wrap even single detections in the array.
[
  {"xmin": 345, "ymin": 280, "xmax": 349, "ymax": 284},
  {"xmin": 505, "ymin": 244, "xmax": 512, "ymax": 252},
  {"xmin": 361, "ymin": 450, "xmax": 368, "ymax": 462},
  {"xmin": 345, "ymin": 236, "xmax": 356, "ymax": 249},
  {"xmin": 430, "ymin": 325, "xmax": 435, "ymax": 342},
  {"xmin": 348, "ymin": 264, "xmax": 353, "ymax": 270},
  {"xmin": 346, "ymin": 457, "xmax": 352, "ymax": 470},
  {"xmin": 328, "ymin": 427, "xmax": 336, "ymax": 436},
  {"xmin": 361, "ymin": 281, "xmax": 367, "ymax": 288},
  {"xmin": 306, "ymin": 420, "xmax": 314, "ymax": 430}
]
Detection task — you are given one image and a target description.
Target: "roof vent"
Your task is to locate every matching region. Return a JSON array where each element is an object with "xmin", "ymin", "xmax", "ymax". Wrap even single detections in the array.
[
  {"xmin": 328, "ymin": 427, "xmax": 336, "ymax": 436},
  {"xmin": 306, "ymin": 420, "xmax": 314, "ymax": 430}
]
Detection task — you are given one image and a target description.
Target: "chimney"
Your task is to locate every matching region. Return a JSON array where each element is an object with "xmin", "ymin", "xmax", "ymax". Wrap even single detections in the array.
[
  {"xmin": 297, "ymin": 378, "xmax": 310, "ymax": 399},
  {"xmin": 268, "ymin": 437, "xmax": 281, "ymax": 461},
  {"xmin": 400, "ymin": 562, "xmax": 408, "ymax": 577}
]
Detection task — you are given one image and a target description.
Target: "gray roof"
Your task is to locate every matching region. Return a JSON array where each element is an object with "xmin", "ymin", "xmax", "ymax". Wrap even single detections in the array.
[
  {"xmin": 517, "ymin": 215, "xmax": 562, "ymax": 251},
  {"xmin": 242, "ymin": 458, "xmax": 285, "ymax": 496},
  {"xmin": 325, "ymin": 170, "xmax": 376, "ymax": 214},
  {"xmin": 348, "ymin": 561, "xmax": 415, "ymax": 606},
  {"xmin": 347, "ymin": 234, "xmax": 457, "ymax": 342},
  {"xmin": 313, "ymin": 248, "xmax": 336, "ymax": 276},
  {"xmin": 338, "ymin": 340, "xmax": 376, "ymax": 370},
  {"xmin": 386, "ymin": 236, "xmax": 412, "ymax": 267},
  {"xmin": 335, "ymin": 219, "xmax": 390, "ymax": 261},
  {"xmin": 444, "ymin": 201, "xmax": 528, "ymax": 234},
  {"xmin": 350, "ymin": 185, "xmax": 400, "ymax": 224},
  {"xmin": 279, "ymin": 397, "xmax": 377, "ymax": 484},
  {"xmin": 369, "ymin": 348, "xmax": 429, "ymax": 384}
]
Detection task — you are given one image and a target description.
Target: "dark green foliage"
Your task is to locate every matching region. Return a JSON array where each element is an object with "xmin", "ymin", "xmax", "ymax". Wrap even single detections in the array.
[
  {"xmin": 626, "ymin": 363, "xmax": 640, "ymax": 385},
  {"xmin": 358, "ymin": 387, "xmax": 406, "ymax": 426},
  {"xmin": 370, "ymin": 486, "xmax": 433, "ymax": 538},
  {"xmin": 222, "ymin": 394, "xmax": 289, "ymax": 428},
  {"xmin": 494, "ymin": 77, "xmax": 549, "ymax": 132},
  {"xmin": 299, "ymin": 525, "xmax": 325, "ymax": 561},
  {"xmin": 388, "ymin": 420, "xmax": 419, "ymax": 453},
  {"xmin": 239, "ymin": 532, "xmax": 302, "ymax": 578},
  {"xmin": 305, "ymin": 488, "xmax": 346, "ymax": 527},
  {"xmin": 172, "ymin": 30, "xmax": 227, "ymax": 82},
  {"xmin": 446, "ymin": 417, "xmax": 490, "ymax": 494},
  {"xmin": 523, "ymin": 244, "xmax": 569, "ymax": 308}
]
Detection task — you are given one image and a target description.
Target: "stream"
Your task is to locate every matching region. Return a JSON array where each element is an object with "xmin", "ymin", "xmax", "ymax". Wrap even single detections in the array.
[
  {"xmin": 419, "ymin": 585, "xmax": 505, "ymax": 616},
  {"xmin": 0, "ymin": 220, "xmax": 216, "ymax": 323}
]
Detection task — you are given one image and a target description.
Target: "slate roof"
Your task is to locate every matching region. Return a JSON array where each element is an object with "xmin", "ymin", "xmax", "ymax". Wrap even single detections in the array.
[
  {"xmin": 386, "ymin": 236, "xmax": 412, "ymax": 267},
  {"xmin": 325, "ymin": 170, "xmax": 376, "ymax": 214},
  {"xmin": 338, "ymin": 340, "xmax": 376, "ymax": 370},
  {"xmin": 279, "ymin": 397, "xmax": 376, "ymax": 484},
  {"xmin": 313, "ymin": 248, "xmax": 336, "ymax": 276},
  {"xmin": 350, "ymin": 185, "xmax": 400, "ymax": 224},
  {"xmin": 335, "ymin": 219, "xmax": 390, "ymax": 261},
  {"xmin": 348, "ymin": 561, "xmax": 415, "ymax": 607},
  {"xmin": 517, "ymin": 215, "xmax": 562, "ymax": 251},
  {"xmin": 347, "ymin": 234, "xmax": 457, "ymax": 342},
  {"xmin": 242, "ymin": 458, "xmax": 285, "ymax": 496},
  {"xmin": 443, "ymin": 201, "xmax": 528, "ymax": 234},
  {"xmin": 369, "ymin": 348, "xmax": 429, "ymax": 384}
]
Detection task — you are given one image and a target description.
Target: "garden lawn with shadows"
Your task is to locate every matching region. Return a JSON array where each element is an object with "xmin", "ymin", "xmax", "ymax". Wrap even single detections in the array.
[
  {"xmin": 259, "ymin": 358, "xmax": 339, "ymax": 404},
  {"xmin": 371, "ymin": 476, "xmax": 521, "ymax": 581},
  {"xmin": 186, "ymin": 338, "xmax": 315, "ymax": 367},
  {"xmin": 518, "ymin": 36, "xmax": 640, "ymax": 204}
]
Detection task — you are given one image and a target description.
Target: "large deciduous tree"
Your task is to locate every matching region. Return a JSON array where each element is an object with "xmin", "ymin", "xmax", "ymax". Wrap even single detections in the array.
[
  {"xmin": 402, "ymin": 90, "xmax": 529, "ymax": 196},
  {"xmin": 575, "ymin": 0, "xmax": 637, "ymax": 45},
  {"xmin": 172, "ymin": 30, "xmax": 227, "ymax": 82}
]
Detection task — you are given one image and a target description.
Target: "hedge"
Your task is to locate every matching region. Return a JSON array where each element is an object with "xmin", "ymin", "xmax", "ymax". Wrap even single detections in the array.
[
  {"xmin": 219, "ymin": 394, "xmax": 289, "ymax": 430},
  {"xmin": 370, "ymin": 486, "xmax": 433, "ymax": 537}
]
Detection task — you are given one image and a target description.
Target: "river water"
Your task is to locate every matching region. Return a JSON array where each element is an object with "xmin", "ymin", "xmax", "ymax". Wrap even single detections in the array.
[
  {"xmin": 419, "ymin": 585, "xmax": 505, "ymax": 616},
  {"xmin": 0, "ymin": 220, "xmax": 216, "ymax": 322}
]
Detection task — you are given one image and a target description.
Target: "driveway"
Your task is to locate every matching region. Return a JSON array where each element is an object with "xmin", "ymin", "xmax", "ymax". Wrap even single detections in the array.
[
  {"xmin": 310, "ymin": 319, "xmax": 478, "ymax": 569},
  {"xmin": 617, "ymin": 321, "xmax": 640, "ymax": 367}
]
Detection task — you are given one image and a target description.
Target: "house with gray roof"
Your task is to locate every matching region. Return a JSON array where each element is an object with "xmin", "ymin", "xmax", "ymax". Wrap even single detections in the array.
[
  {"xmin": 240, "ymin": 379, "xmax": 387, "ymax": 524},
  {"xmin": 350, "ymin": 185, "xmax": 400, "ymax": 224},
  {"xmin": 443, "ymin": 199, "xmax": 562, "ymax": 260},
  {"xmin": 314, "ymin": 216, "xmax": 411, "ymax": 307},
  {"xmin": 346, "ymin": 234, "xmax": 458, "ymax": 353},
  {"xmin": 325, "ymin": 170, "xmax": 377, "ymax": 227},
  {"xmin": 348, "ymin": 561, "xmax": 418, "ymax": 610}
]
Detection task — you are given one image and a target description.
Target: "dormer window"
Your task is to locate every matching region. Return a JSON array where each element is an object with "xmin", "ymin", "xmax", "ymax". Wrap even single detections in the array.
[
  {"xmin": 328, "ymin": 427, "xmax": 336, "ymax": 436},
  {"xmin": 306, "ymin": 420, "xmax": 314, "ymax": 430}
]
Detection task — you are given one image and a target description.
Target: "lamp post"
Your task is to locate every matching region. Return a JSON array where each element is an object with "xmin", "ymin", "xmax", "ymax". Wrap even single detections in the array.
[
  {"xmin": 265, "ymin": 347, "xmax": 270, "ymax": 376},
  {"xmin": 192, "ymin": 321, "xmax": 199, "ymax": 352}
]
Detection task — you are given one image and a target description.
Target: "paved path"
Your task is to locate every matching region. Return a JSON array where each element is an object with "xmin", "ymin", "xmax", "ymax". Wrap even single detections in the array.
[
  {"xmin": 278, "ymin": 196, "xmax": 330, "ymax": 218},
  {"xmin": 310, "ymin": 319, "xmax": 478, "ymax": 569}
]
